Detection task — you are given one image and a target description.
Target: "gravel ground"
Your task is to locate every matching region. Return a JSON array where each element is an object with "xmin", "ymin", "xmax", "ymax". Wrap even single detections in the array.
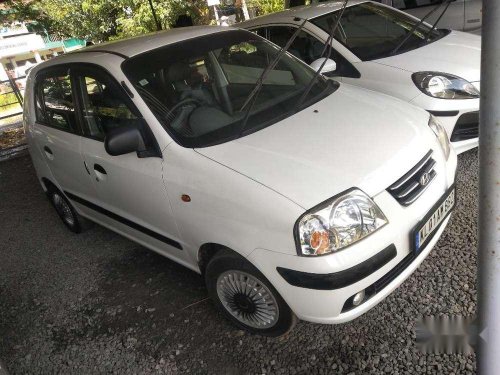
[{"xmin": 0, "ymin": 151, "xmax": 478, "ymax": 374}]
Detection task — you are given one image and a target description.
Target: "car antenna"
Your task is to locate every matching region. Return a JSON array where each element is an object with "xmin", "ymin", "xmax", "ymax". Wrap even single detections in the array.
[
  {"xmin": 294, "ymin": 0, "xmax": 349, "ymax": 111},
  {"xmin": 423, "ymin": 0, "xmax": 453, "ymax": 41},
  {"xmin": 390, "ymin": 0, "xmax": 453, "ymax": 56},
  {"xmin": 237, "ymin": 18, "xmax": 308, "ymax": 137}
]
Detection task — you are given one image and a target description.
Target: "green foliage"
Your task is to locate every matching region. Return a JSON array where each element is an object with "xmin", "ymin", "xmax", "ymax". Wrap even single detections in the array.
[
  {"xmin": 38, "ymin": 0, "xmax": 120, "ymax": 42},
  {"xmin": 2, "ymin": 0, "xmax": 53, "ymax": 33},
  {"xmin": 248, "ymin": 0, "xmax": 285, "ymax": 16},
  {"xmin": 2, "ymin": 0, "xmax": 280, "ymax": 43},
  {"xmin": 0, "ymin": 92, "xmax": 21, "ymax": 113},
  {"xmin": 113, "ymin": 0, "xmax": 210, "ymax": 39}
]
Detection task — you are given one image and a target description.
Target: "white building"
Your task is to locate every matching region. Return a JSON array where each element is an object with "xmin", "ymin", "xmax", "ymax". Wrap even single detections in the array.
[{"xmin": 0, "ymin": 22, "xmax": 86, "ymax": 82}]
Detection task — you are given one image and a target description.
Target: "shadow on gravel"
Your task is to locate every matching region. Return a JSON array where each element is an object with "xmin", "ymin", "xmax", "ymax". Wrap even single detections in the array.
[{"xmin": 50, "ymin": 247, "xmax": 209, "ymax": 347}]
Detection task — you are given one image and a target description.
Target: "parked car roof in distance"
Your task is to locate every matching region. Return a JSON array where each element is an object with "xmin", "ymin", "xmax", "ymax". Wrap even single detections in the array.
[{"xmin": 240, "ymin": 0, "xmax": 368, "ymax": 27}]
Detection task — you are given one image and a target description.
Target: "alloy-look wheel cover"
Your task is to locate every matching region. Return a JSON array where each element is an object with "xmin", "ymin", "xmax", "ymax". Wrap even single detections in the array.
[
  {"xmin": 53, "ymin": 193, "xmax": 75, "ymax": 227},
  {"xmin": 216, "ymin": 270, "xmax": 279, "ymax": 329}
]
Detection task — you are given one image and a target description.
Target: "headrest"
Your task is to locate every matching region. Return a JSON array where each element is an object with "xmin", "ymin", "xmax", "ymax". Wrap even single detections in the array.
[{"xmin": 167, "ymin": 62, "xmax": 190, "ymax": 82}]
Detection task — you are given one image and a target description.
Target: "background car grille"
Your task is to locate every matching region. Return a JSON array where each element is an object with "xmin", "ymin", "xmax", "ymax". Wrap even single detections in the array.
[
  {"xmin": 387, "ymin": 150, "xmax": 436, "ymax": 206},
  {"xmin": 451, "ymin": 112, "xmax": 479, "ymax": 142}
]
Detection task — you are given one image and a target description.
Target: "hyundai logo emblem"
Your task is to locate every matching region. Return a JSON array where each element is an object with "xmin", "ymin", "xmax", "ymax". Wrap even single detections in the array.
[{"xmin": 419, "ymin": 172, "xmax": 431, "ymax": 186}]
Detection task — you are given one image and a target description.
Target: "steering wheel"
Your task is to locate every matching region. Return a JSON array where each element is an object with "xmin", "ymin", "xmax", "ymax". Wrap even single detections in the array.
[{"xmin": 165, "ymin": 97, "xmax": 202, "ymax": 121}]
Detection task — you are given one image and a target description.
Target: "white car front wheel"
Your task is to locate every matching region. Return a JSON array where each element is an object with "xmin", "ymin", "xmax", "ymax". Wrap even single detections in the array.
[{"xmin": 205, "ymin": 250, "xmax": 297, "ymax": 336}]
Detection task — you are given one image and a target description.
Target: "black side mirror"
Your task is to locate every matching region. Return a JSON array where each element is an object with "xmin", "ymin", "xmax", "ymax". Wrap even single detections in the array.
[{"xmin": 104, "ymin": 125, "xmax": 146, "ymax": 156}]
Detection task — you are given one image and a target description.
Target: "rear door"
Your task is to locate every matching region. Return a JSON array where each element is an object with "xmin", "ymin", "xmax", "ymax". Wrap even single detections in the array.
[
  {"xmin": 72, "ymin": 65, "xmax": 186, "ymax": 261},
  {"xmin": 32, "ymin": 67, "xmax": 95, "ymax": 201},
  {"xmin": 392, "ymin": 0, "xmax": 466, "ymax": 31}
]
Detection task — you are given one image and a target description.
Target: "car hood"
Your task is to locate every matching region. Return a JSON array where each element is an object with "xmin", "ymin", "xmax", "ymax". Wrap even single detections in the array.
[
  {"xmin": 196, "ymin": 84, "xmax": 435, "ymax": 209},
  {"xmin": 373, "ymin": 31, "xmax": 481, "ymax": 83}
]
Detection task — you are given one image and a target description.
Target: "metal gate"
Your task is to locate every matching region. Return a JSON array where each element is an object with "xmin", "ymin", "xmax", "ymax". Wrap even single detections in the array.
[
  {"xmin": 0, "ymin": 73, "xmax": 27, "ymax": 160},
  {"xmin": 0, "ymin": 73, "xmax": 24, "ymax": 127}
]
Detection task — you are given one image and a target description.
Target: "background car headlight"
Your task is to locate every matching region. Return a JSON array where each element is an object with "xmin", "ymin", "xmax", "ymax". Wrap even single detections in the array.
[
  {"xmin": 429, "ymin": 115, "xmax": 451, "ymax": 160},
  {"xmin": 412, "ymin": 72, "xmax": 479, "ymax": 99},
  {"xmin": 295, "ymin": 189, "xmax": 388, "ymax": 256}
]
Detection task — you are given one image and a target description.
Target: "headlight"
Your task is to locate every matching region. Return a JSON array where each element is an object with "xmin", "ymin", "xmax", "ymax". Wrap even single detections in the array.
[
  {"xmin": 412, "ymin": 72, "xmax": 479, "ymax": 99},
  {"xmin": 295, "ymin": 189, "xmax": 388, "ymax": 256},
  {"xmin": 429, "ymin": 115, "xmax": 451, "ymax": 160}
]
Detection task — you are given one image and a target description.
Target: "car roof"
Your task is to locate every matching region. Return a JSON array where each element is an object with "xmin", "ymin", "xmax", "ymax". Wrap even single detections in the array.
[
  {"xmin": 31, "ymin": 26, "xmax": 235, "ymax": 71},
  {"xmin": 239, "ymin": 0, "xmax": 368, "ymax": 28}
]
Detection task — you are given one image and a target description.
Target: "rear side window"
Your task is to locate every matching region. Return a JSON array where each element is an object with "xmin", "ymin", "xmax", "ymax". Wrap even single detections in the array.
[{"xmin": 35, "ymin": 73, "xmax": 77, "ymax": 132}]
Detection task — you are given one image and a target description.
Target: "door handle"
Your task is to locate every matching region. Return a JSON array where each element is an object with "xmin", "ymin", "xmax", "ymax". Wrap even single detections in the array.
[
  {"xmin": 94, "ymin": 164, "xmax": 107, "ymax": 174},
  {"xmin": 43, "ymin": 146, "xmax": 54, "ymax": 160},
  {"xmin": 93, "ymin": 164, "xmax": 107, "ymax": 181}
]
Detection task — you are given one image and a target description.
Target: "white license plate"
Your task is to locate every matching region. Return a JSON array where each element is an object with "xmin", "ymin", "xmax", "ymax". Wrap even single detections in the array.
[{"xmin": 414, "ymin": 187, "xmax": 455, "ymax": 252}]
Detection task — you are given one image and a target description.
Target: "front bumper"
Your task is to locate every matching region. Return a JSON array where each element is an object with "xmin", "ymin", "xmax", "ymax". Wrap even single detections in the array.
[{"xmin": 247, "ymin": 150, "xmax": 457, "ymax": 324}]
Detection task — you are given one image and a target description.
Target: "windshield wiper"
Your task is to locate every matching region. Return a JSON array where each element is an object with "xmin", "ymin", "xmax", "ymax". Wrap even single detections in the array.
[
  {"xmin": 390, "ymin": 0, "xmax": 452, "ymax": 56},
  {"xmin": 294, "ymin": 0, "xmax": 349, "ymax": 111},
  {"xmin": 237, "ymin": 19, "xmax": 307, "ymax": 137},
  {"xmin": 423, "ymin": 0, "xmax": 453, "ymax": 42}
]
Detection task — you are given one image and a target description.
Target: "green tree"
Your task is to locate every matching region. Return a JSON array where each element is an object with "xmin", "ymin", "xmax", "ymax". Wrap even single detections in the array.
[
  {"xmin": 247, "ymin": 0, "xmax": 285, "ymax": 16},
  {"xmin": 2, "ymin": 0, "xmax": 53, "ymax": 33},
  {"xmin": 3, "ymin": 0, "xmax": 288, "ymax": 43},
  {"xmin": 39, "ymin": 0, "xmax": 120, "ymax": 42}
]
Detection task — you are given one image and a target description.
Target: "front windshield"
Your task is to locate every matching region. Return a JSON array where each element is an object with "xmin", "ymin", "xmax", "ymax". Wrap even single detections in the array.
[
  {"xmin": 122, "ymin": 30, "xmax": 337, "ymax": 148},
  {"xmin": 311, "ymin": 2, "xmax": 449, "ymax": 61}
]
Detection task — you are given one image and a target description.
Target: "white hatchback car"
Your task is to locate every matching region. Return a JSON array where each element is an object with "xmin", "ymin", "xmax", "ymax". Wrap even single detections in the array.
[
  {"xmin": 24, "ymin": 26, "xmax": 457, "ymax": 336},
  {"xmin": 240, "ymin": 0, "xmax": 481, "ymax": 154}
]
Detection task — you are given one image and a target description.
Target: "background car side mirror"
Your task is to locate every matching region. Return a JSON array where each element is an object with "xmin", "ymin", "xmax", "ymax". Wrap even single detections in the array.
[
  {"xmin": 310, "ymin": 58, "xmax": 337, "ymax": 75},
  {"xmin": 104, "ymin": 125, "xmax": 146, "ymax": 156}
]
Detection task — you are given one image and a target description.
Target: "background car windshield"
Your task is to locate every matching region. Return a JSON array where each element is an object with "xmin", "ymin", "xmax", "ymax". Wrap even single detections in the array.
[
  {"xmin": 311, "ymin": 3, "xmax": 448, "ymax": 61},
  {"xmin": 122, "ymin": 30, "xmax": 336, "ymax": 148}
]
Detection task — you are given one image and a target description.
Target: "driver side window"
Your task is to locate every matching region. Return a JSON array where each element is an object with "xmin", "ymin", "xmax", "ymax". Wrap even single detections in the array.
[
  {"xmin": 267, "ymin": 26, "xmax": 322, "ymax": 65},
  {"xmin": 76, "ymin": 73, "xmax": 139, "ymax": 141},
  {"xmin": 265, "ymin": 26, "xmax": 360, "ymax": 79}
]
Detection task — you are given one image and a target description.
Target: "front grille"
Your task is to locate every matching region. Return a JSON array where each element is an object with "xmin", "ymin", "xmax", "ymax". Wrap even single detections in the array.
[
  {"xmin": 387, "ymin": 150, "xmax": 436, "ymax": 206},
  {"xmin": 451, "ymin": 111, "xmax": 479, "ymax": 142}
]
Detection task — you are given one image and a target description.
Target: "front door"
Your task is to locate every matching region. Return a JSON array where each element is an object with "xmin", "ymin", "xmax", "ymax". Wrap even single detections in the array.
[{"xmin": 72, "ymin": 66, "xmax": 186, "ymax": 262}]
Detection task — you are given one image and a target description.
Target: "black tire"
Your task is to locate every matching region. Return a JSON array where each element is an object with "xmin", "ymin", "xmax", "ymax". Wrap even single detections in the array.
[
  {"xmin": 48, "ymin": 189, "xmax": 91, "ymax": 233},
  {"xmin": 205, "ymin": 250, "xmax": 297, "ymax": 337}
]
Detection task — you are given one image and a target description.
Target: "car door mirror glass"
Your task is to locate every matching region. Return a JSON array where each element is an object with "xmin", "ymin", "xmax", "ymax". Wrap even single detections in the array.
[
  {"xmin": 310, "ymin": 58, "xmax": 337, "ymax": 75},
  {"xmin": 104, "ymin": 124, "xmax": 146, "ymax": 156}
]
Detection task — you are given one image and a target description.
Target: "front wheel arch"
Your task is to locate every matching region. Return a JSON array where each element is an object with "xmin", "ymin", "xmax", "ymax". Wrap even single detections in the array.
[{"xmin": 198, "ymin": 243, "xmax": 245, "ymax": 275}]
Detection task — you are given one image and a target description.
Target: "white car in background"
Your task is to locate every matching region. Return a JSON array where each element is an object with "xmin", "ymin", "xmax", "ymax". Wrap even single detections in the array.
[
  {"xmin": 380, "ymin": 0, "xmax": 482, "ymax": 32},
  {"xmin": 241, "ymin": 0, "xmax": 481, "ymax": 153},
  {"xmin": 312, "ymin": 0, "xmax": 483, "ymax": 32},
  {"xmin": 24, "ymin": 26, "xmax": 456, "ymax": 336}
]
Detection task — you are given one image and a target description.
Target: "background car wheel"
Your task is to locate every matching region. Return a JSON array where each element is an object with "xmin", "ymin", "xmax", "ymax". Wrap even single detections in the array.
[
  {"xmin": 205, "ymin": 250, "xmax": 297, "ymax": 337},
  {"xmin": 49, "ymin": 189, "xmax": 91, "ymax": 233}
]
